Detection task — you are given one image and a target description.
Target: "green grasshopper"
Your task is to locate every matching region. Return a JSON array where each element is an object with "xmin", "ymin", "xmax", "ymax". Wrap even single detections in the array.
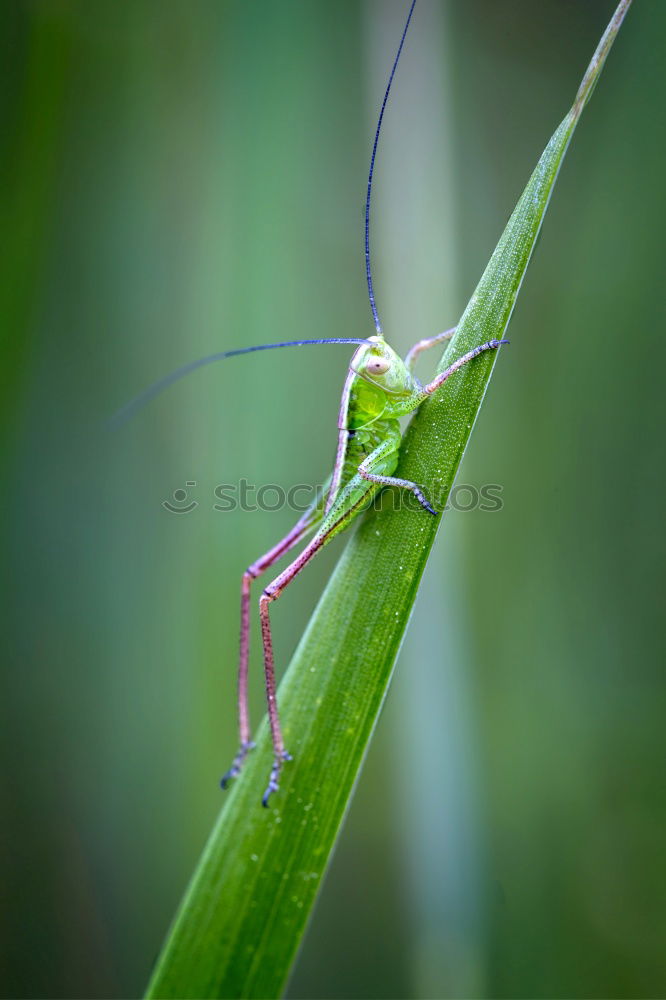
[
  {"xmin": 224, "ymin": 327, "xmax": 505, "ymax": 805},
  {"xmin": 113, "ymin": 0, "xmax": 506, "ymax": 805}
]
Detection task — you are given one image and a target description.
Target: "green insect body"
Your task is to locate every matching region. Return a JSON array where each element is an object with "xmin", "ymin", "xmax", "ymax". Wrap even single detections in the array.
[
  {"xmin": 319, "ymin": 337, "xmax": 435, "ymax": 537},
  {"xmin": 222, "ymin": 329, "xmax": 506, "ymax": 805}
]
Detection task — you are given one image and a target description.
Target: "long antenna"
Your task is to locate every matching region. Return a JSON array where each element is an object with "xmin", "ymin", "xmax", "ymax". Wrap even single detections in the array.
[
  {"xmin": 364, "ymin": 0, "xmax": 417, "ymax": 335},
  {"xmin": 108, "ymin": 338, "xmax": 372, "ymax": 429}
]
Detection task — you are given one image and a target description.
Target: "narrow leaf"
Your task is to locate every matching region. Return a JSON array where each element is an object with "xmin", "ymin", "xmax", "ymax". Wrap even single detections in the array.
[{"xmin": 146, "ymin": 4, "xmax": 631, "ymax": 997}]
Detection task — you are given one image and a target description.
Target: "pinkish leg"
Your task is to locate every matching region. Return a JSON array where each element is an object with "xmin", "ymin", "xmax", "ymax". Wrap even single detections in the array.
[
  {"xmin": 258, "ymin": 533, "xmax": 329, "ymax": 806},
  {"xmin": 221, "ymin": 504, "xmax": 321, "ymax": 790},
  {"xmin": 258, "ymin": 481, "xmax": 370, "ymax": 807},
  {"xmin": 423, "ymin": 338, "xmax": 508, "ymax": 396},
  {"xmin": 404, "ymin": 325, "xmax": 456, "ymax": 372}
]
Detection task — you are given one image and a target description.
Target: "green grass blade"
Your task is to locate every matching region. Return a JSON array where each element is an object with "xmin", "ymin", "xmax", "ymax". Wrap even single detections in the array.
[{"xmin": 146, "ymin": 4, "xmax": 631, "ymax": 997}]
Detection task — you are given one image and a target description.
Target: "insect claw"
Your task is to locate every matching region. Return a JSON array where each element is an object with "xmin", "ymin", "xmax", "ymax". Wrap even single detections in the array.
[
  {"xmin": 220, "ymin": 741, "xmax": 256, "ymax": 790},
  {"xmin": 262, "ymin": 782, "xmax": 278, "ymax": 808},
  {"xmin": 261, "ymin": 750, "xmax": 293, "ymax": 806},
  {"xmin": 220, "ymin": 760, "xmax": 242, "ymax": 788},
  {"xmin": 414, "ymin": 491, "xmax": 437, "ymax": 515}
]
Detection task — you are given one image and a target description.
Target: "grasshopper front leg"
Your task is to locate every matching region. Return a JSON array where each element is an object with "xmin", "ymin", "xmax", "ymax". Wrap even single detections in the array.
[
  {"xmin": 357, "ymin": 439, "xmax": 438, "ymax": 515},
  {"xmin": 404, "ymin": 325, "xmax": 456, "ymax": 372},
  {"xmin": 421, "ymin": 338, "xmax": 508, "ymax": 397}
]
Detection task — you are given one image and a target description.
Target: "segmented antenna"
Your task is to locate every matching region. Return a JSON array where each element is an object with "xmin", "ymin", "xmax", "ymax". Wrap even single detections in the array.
[
  {"xmin": 108, "ymin": 338, "xmax": 373, "ymax": 429},
  {"xmin": 364, "ymin": 0, "xmax": 417, "ymax": 335}
]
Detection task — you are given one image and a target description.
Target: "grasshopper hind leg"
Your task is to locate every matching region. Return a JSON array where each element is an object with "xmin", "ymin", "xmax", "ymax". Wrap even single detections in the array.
[
  {"xmin": 257, "ymin": 479, "xmax": 380, "ymax": 806},
  {"xmin": 220, "ymin": 495, "xmax": 325, "ymax": 793}
]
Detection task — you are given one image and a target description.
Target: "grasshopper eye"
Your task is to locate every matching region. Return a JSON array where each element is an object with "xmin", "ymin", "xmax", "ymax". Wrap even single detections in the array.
[{"xmin": 366, "ymin": 356, "xmax": 391, "ymax": 376}]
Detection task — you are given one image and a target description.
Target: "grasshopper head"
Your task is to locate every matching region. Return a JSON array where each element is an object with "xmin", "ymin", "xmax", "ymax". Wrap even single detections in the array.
[{"xmin": 354, "ymin": 336, "xmax": 417, "ymax": 398}]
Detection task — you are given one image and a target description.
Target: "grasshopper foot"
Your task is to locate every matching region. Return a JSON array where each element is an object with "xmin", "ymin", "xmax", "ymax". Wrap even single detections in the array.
[
  {"xmin": 261, "ymin": 750, "xmax": 293, "ymax": 807},
  {"xmin": 414, "ymin": 488, "xmax": 438, "ymax": 516},
  {"xmin": 220, "ymin": 740, "xmax": 256, "ymax": 789}
]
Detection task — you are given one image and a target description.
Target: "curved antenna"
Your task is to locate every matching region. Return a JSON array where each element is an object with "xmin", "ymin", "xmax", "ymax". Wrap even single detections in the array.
[
  {"xmin": 364, "ymin": 0, "xmax": 417, "ymax": 335},
  {"xmin": 108, "ymin": 338, "xmax": 373, "ymax": 429}
]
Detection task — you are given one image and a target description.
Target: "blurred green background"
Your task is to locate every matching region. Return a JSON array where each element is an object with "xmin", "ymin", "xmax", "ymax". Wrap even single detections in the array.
[{"xmin": 2, "ymin": 1, "xmax": 664, "ymax": 998}]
